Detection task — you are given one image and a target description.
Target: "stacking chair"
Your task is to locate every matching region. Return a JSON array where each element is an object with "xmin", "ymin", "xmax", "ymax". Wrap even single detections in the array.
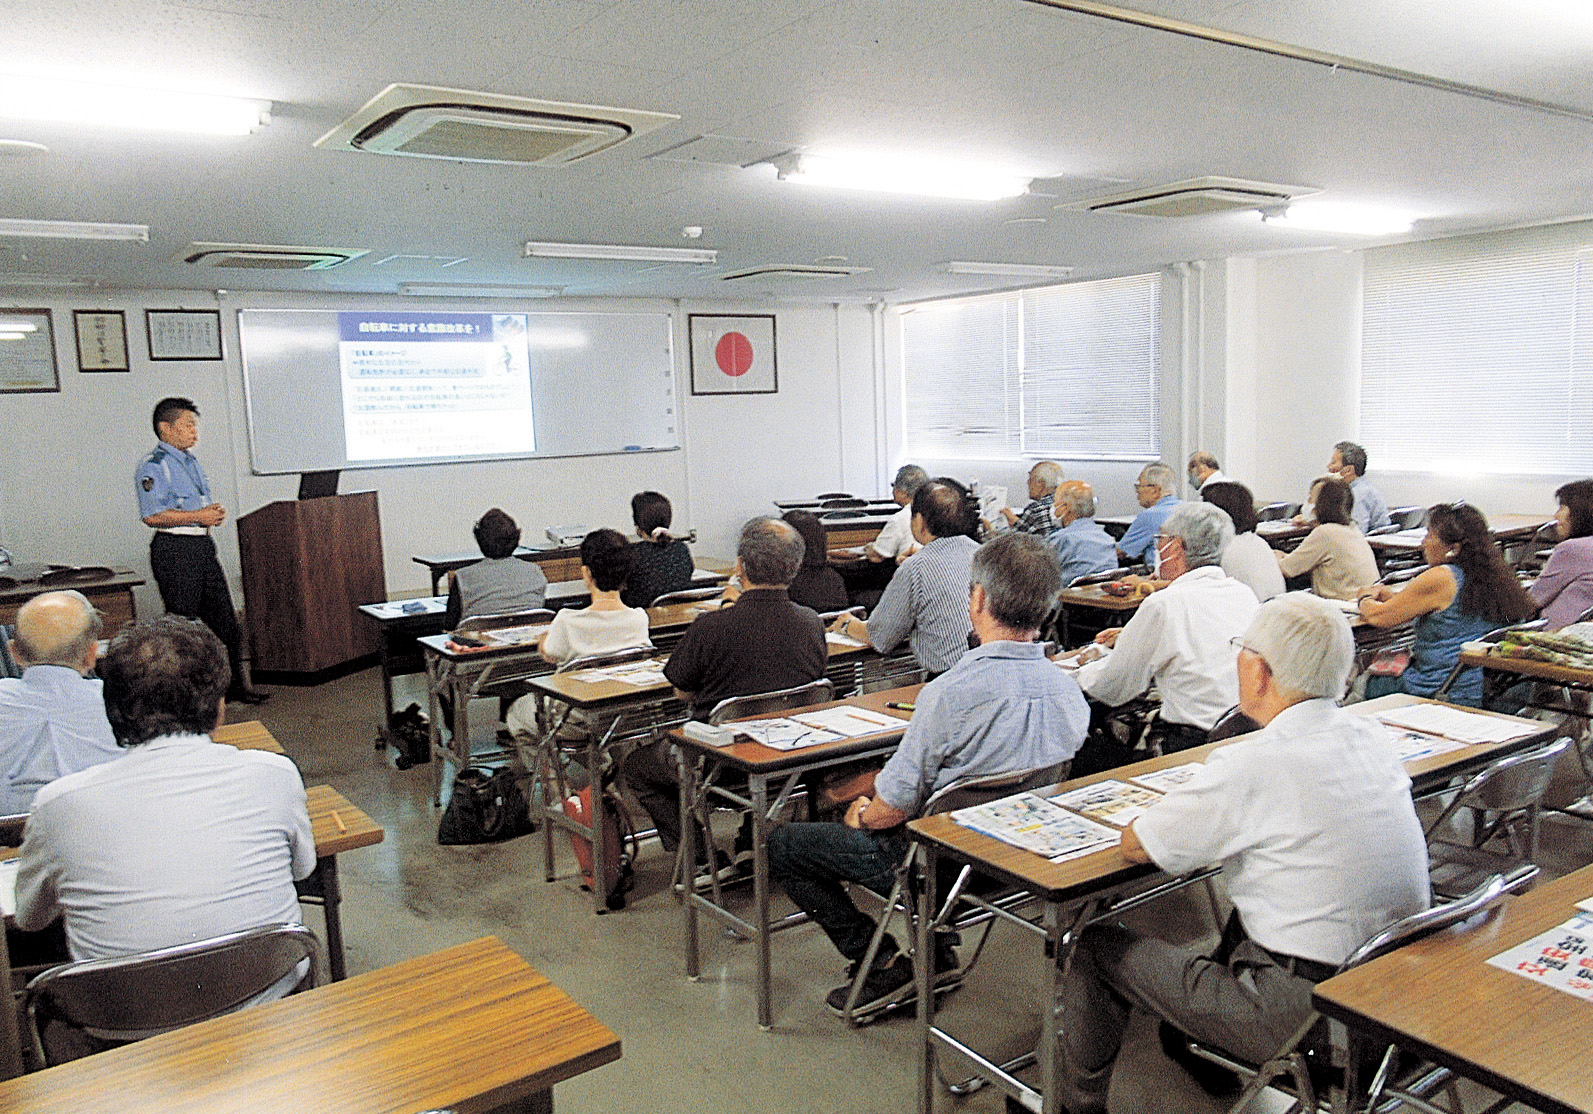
[
  {"xmin": 648, "ymin": 586, "xmax": 725, "ymax": 608},
  {"xmin": 834, "ymin": 760, "xmax": 1072, "ymax": 1026},
  {"xmin": 814, "ymin": 491, "xmax": 854, "ymax": 501},
  {"xmin": 1207, "ymin": 705, "xmax": 1261, "ymax": 743},
  {"xmin": 675, "ymin": 679, "xmax": 837, "ymax": 897},
  {"xmin": 25, "ymin": 922, "xmax": 321, "ymax": 1067},
  {"xmin": 819, "ymin": 497, "xmax": 868, "ymax": 509},
  {"xmin": 1388, "ymin": 505, "xmax": 1427, "ymax": 531},
  {"xmin": 820, "ymin": 508, "xmax": 871, "ymax": 521},
  {"xmin": 1255, "ymin": 502, "xmax": 1300, "ymax": 523},
  {"xmin": 1181, "ymin": 864, "xmax": 1537, "ymax": 1114},
  {"xmin": 1423, "ymin": 737, "xmax": 1568, "ymax": 899}
]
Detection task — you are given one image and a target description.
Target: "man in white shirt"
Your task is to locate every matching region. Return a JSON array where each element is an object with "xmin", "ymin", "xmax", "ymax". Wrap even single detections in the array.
[
  {"xmin": 1185, "ymin": 450, "xmax": 1227, "ymax": 492},
  {"xmin": 866, "ymin": 463, "xmax": 930, "ymax": 563},
  {"xmin": 1073, "ymin": 502, "xmax": 1258, "ymax": 766},
  {"xmin": 1048, "ymin": 594, "xmax": 1428, "ymax": 1114},
  {"xmin": 16, "ymin": 617, "xmax": 315, "ymax": 963},
  {"xmin": 0, "ymin": 591, "xmax": 121, "ymax": 814}
]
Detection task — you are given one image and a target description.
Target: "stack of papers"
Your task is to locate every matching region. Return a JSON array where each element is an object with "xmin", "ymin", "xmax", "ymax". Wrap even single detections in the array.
[
  {"xmin": 1051, "ymin": 780, "xmax": 1162, "ymax": 827},
  {"xmin": 567, "ymin": 659, "xmax": 669, "ymax": 687},
  {"xmin": 1128, "ymin": 764, "xmax": 1201, "ymax": 793},
  {"xmin": 1374, "ymin": 704, "xmax": 1540, "ymax": 745},
  {"xmin": 1487, "ymin": 911, "xmax": 1593, "ymax": 1001},
  {"xmin": 827, "ymin": 630, "xmax": 868, "ymax": 648},
  {"xmin": 474, "ymin": 623, "xmax": 550, "ymax": 647},
  {"xmin": 952, "ymin": 793, "xmax": 1119, "ymax": 863}
]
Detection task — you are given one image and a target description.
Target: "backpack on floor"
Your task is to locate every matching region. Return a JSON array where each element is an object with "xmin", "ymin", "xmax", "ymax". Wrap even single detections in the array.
[
  {"xmin": 563, "ymin": 786, "xmax": 638, "ymax": 911},
  {"xmin": 438, "ymin": 766, "xmax": 536, "ymax": 845}
]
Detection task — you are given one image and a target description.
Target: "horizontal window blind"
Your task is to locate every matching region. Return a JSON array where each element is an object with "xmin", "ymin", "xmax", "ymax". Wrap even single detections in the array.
[
  {"xmin": 900, "ymin": 273, "xmax": 1160, "ymax": 461},
  {"xmin": 1362, "ymin": 222, "xmax": 1593, "ymax": 475}
]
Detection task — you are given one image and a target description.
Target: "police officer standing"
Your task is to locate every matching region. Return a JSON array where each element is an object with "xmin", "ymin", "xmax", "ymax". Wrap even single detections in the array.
[{"xmin": 135, "ymin": 397, "xmax": 267, "ymax": 704}]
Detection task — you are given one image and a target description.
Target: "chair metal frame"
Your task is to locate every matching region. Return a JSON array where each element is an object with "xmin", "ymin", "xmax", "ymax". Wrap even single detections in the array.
[
  {"xmin": 648, "ymin": 586, "xmax": 725, "ymax": 608},
  {"xmin": 1183, "ymin": 865, "xmax": 1538, "ymax": 1114},
  {"xmin": 834, "ymin": 761, "xmax": 1072, "ymax": 1026},
  {"xmin": 24, "ymin": 922, "xmax": 322, "ymax": 1067}
]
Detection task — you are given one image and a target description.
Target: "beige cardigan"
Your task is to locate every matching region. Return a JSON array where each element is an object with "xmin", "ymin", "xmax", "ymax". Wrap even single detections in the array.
[{"xmin": 1276, "ymin": 523, "xmax": 1379, "ymax": 600}]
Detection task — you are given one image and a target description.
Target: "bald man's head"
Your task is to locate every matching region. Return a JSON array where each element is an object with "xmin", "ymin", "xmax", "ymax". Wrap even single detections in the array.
[{"xmin": 13, "ymin": 591, "xmax": 102, "ymax": 674}]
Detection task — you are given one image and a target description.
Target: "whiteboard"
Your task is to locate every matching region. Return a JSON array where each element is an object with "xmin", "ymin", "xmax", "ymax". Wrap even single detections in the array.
[{"xmin": 239, "ymin": 308, "xmax": 679, "ymax": 473}]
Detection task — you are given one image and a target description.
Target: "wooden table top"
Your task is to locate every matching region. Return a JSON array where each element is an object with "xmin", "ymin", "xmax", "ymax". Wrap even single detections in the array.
[
  {"xmin": 1314, "ymin": 864, "xmax": 1593, "ymax": 1114},
  {"xmin": 1369, "ymin": 513, "xmax": 1551, "ymax": 551},
  {"xmin": 0, "ymin": 936, "xmax": 621, "ymax": 1114},
  {"xmin": 909, "ymin": 694, "xmax": 1557, "ymax": 904},
  {"xmin": 671, "ymin": 684, "xmax": 922, "ymax": 772},
  {"xmin": 1458, "ymin": 647, "xmax": 1593, "ymax": 688},
  {"xmin": 1056, "ymin": 584, "xmax": 1146, "ymax": 612}
]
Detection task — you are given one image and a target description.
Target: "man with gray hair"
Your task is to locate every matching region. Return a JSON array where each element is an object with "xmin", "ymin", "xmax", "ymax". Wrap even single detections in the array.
[
  {"xmin": 1048, "ymin": 481, "xmax": 1119, "ymax": 585},
  {"xmin": 1000, "ymin": 460, "xmax": 1065, "ymax": 534},
  {"xmin": 772, "ymin": 533, "xmax": 1088, "ymax": 1019},
  {"xmin": 867, "ymin": 463, "xmax": 931, "ymax": 563},
  {"xmin": 1074, "ymin": 502, "xmax": 1258, "ymax": 761},
  {"xmin": 1329, "ymin": 440, "xmax": 1391, "ymax": 533},
  {"xmin": 0, "ymin": 591, "xmax": 120, "ymax": 814},
  {"xmin": 1049, "ymin": 594, "xmax": 1428, "ymax": 1113},
  {"xmin": 1116, "ymin": 461, "xmax": 1182, "ymax": 565},
  {"xmin": 625, "ymin": 517, "xmax": 827, "ymax": 867},
  {"xmin": 1186, "ymin": 450, "xmax": 1227, "ymax": 491}
]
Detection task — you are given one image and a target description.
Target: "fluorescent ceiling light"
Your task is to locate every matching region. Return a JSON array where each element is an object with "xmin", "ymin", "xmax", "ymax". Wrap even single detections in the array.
[
  {"xmin": 0, "ymin": 321, "xmax": 38, "ymax": 332},
  {"xmin": 1261, "ymin": 203, "xmax": 1414, "ymax": 236},
  {"xmin": 400, "ymin": 282, "xmax": 563, "ymax": 298},
  {"xmin": 942, "ymin": 261, "xmax": 1073, "ymax": 278},
  {"xmin": 0, "ymin": 74, "xmax": 270, "ymax": 135},
  {"xmin": 0, "ymin": 217, "xmax": 149, "ymax": 242},
  {"xmin": 524, "ymin": 241, "xmax": 717, "ymax": 264},
  {"xmin": 0, "ymin": 332, "xmax": 30, "ymax": 340},
  {"xmin": 775, "ymin": 154, "xmax": 1030, "ymax": 201}
]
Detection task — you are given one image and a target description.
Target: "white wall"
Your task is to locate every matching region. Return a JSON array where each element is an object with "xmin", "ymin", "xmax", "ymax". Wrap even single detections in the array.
[{"xmin": 0, "ymin": 290, "xmax": 881, "ymax": 619}]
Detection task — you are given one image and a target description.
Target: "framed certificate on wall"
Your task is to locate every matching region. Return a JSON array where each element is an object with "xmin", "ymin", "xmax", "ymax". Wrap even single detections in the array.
[
  {"xmin": 0, "ymin": 308, "xmax": 59, "ymax": 393},
  {"xmin": 74, "ymin": 310, "xmax": 130, "ymax": 372},
  {"xmin": 146, "ymin": 309, "xmax": 223, "ymax": 361}
]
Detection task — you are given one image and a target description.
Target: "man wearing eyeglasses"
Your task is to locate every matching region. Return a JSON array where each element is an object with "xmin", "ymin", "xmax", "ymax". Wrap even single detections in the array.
[
  {"xmin": 1071, "ymin": 503, "xmax": 1258, "ymax": 769},
  {"xmin": 1043, "ymin": 593, "xmax": 1427, "ymax": 1114},
  {"xmin": 1115, "ymin": 462, "xmax": 1182, "ymax": 565}
]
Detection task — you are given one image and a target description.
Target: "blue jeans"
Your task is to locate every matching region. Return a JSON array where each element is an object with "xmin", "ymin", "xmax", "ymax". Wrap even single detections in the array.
[{"xmin": 768, "ymin": 822, "xmax": 907, "ymax": 963}]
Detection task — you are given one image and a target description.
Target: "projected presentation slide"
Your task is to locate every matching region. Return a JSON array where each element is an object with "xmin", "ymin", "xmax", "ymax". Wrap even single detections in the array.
[{"xmin": 338, "ymin": 311, "xmax": 533, "ymax": 462}]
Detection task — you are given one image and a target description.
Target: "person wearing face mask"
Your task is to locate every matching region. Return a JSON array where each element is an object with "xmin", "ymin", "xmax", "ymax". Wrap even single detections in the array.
[{"xmin": 1068, "ymin": 503, "xmax": 1259, "ymax": 768}]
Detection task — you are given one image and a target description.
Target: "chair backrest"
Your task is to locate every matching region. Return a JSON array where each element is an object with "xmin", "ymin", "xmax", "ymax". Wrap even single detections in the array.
[
  {"xmin": 707, "ymin": 678, "xmax": 836, "ymax": 725},
  {"xmin": 919, "ymin": 760, "xmax": 1074, "ymax": 817},
  {"xmin": 553, "ymin": 644, "xmax": 655, "ymax": 674},
  {"xmin": 1206, "ymin": 705, "xmax": 1260, "ymax": 743},
  {"xmin": 0, "ymin": 812, "xmax": 27, "ymax": 847},
  {"xmin": 0, "ymin": 623, "xmax": 20, "ymax": 680},
  {"xmin": 1366, "ymin": 523, "xmax": 1402, "ymax": 536},
  {"xmin": 1451, "ymin": 736, "xmax": 1570, "ymax": 815},
  {"xmin": 818, "ymin": 605, "xmax": 864, "ymax": 623},
  {"xmin": 1389, "ymin": 505, "xmax": 1428, "ymax": 531},
  {"xmin": 25, "ymin": 922, "xmax": 321, "ymax": 1064},
  {"xmin": 1478, "ymin": 618, "xmax": 1547, "ymax": 645},
  {"xmin": 455, "ymin": 607, "xmax": 555, "ymax": 633},
  {"xmin": 819, "ymin": 497, "xmax": 867, "ymax": 509},
  {"xmin": 1340, "ymin": 864, "xmax": 1537, "ymax": 973},
  {"xmin": 648, "ymin": 586, "xmax": 725, "ymax": 608},
  {"xmin": 1256, "ymin": 501, "xmax": 1300, "ymax": 522},
  {"xmin": 814, "ymin": 491, "xmax": 853, "ymax": 501},
  {"xmin": 1067, "ymin": 569, "xmax": 1121, "ymax": 588},
  {"xmin": 820, "ymin": 509, "xmax": 870, "ymax": 520}
]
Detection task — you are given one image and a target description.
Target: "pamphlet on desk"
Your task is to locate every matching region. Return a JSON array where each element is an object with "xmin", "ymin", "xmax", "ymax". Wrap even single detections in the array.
[
  {"xmin": 1372, "ymin": 703, "xmax": 1540, "ymax": 745},
  {"xmin": 1487, "ymin": 910, "xmax": 1593, "ymax": 1001},
  {"xmin": 722, "ymin": 707, "xmax": 905, "ymax": 751}
]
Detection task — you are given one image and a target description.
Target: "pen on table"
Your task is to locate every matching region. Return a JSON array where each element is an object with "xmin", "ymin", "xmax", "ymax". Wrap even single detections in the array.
[
  {"xmin": 885, "ymin": 701, "xmax": 915, "ymax": 712},
  {"xmin": 332, "ymin": 810, "xmax": 347, "ymax": 833}
]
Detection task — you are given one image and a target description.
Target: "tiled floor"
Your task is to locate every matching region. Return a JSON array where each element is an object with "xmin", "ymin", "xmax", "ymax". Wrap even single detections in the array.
[{"xmin": 248, "ymin": 667, "xmax": 1593, "ymax": 1113}]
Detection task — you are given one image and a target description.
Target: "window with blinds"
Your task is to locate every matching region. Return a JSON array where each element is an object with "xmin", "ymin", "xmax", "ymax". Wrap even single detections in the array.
[
  {"xmin": 899, "ymin": 273, "xmax": 1161, "ymax": 460},
  {"xmin": 1362, "ymin": 222, "xmax": 1593, "ymax": 475}
]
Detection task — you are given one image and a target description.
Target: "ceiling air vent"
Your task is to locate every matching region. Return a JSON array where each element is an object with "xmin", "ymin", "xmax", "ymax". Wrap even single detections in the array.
[
  {"xmin": 721, "ymin": 264, "xmax": 872, "ymax": 281},
  {"xmin": 314, "ymin": 84, "xmax": 677, "ymax": 166},
  {"xmin": 1057, "ymin": 177, "xmax": 1317, "ymax": 218},
  {"xmin": 181, "ymin": 243, "xmax": 369, "ymax": 270}
]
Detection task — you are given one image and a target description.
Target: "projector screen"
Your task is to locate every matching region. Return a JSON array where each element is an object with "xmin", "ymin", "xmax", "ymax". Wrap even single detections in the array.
[{"xmin": 239, "ymin": 308, "xmax": 678, "ymax": 474}]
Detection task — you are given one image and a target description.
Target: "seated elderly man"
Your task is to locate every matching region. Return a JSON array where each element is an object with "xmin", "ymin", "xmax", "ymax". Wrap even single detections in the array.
[
  {"xmin": 0, "ymin": 591, "xmax": 121, "ymax": 815},
  {"xmin": 16, "ymin": 616, "xmax": 315, "ymax": 964},
  {"xmin": 443, "ymin": 507, "xmax": 548, "ymax": 628},
  {"xmin": 623, "ymin": 517, "xmax": 826, "ymax": 873},
  {"xmin": 1000, "ymin": 461, "xmax": 1064, "ymax": 534},
  {"xmin": 1047, "ymin": 594, "xmax": 1428, "ymax": 1114},
  {"xmin": 1049, "ymin": 481, "xmax": 1120, "ymax": 585},
  {"xmin": 866, "ymin": 464, "xmax": 931, "ymax": 564},
  {"xmin": 1116, "ymin": 462, "xmax": 1182, "ymax": 565},
  {"xmin": 834, "ymin": 479, "xmax": 980, "ymax": 677},
  {"xmin": 1186, "ymin": 451, "xmax": 1227, "ymax": 491},
  {"xmin": 1073, "ymin": 503, "xmax": 1258, "ymax": 767},
  {"xmin": 772, "ymin": 533, "xmax": 1088, "ymax": 1017},
  {"xmin": 1330, "ymin": 440, "xmax": 1392, "ymax": 533}
]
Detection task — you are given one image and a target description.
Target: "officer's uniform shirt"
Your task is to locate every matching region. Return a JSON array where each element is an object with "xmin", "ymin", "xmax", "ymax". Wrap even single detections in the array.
[{"xmin": 136, "ymin": 441, "xmax": 211, "ymax": 534}]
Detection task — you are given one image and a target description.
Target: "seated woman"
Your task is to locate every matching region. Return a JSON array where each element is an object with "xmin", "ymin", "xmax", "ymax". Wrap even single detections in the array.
[
  {"xmin": 620, "ymin": 491, "xmax": 694, "ymax": 609},
  {"xmin": 1275, "ymin": 477, "xmax": 1378, "ymax": 600},
  {"xmin": 1201, "ymin": 481, "xmax": 1284, "ymax": 602},
  {"xmin": 444, "ymin": 508, "xmax": 547, "ymax": 628},
  {"xmin": 1530, "ymin": 479, "xmax": 1593, "ymax": 630},
  {"xmin": 1359, "ymin": 502, "xmax": 1537, "ymax": 706},
  {"xmin": 782, "ymin": 510, "xmax": 849, "ymax": 612}
]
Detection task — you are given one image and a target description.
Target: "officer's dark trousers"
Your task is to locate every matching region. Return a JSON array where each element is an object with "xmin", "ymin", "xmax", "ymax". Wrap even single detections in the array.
[{"xmin": 150, "ymin": 532, "xmax": 247, "ymax": 693}]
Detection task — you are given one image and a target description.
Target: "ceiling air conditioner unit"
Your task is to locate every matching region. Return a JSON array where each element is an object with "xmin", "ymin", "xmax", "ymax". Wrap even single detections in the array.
[
  {"xmin": 314, "ymin": 84, "xmax": 677, "ymax": 166},
  {"xmin": 180, "ymin": 243, "xmax": 370, "ymax": 270},
  {"xmin": 1057, "ymin": 176, "xmax": 1317, "ymax": 218}
]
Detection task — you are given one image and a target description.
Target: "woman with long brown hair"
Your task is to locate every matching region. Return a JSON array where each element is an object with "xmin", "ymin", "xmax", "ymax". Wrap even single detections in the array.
[{"xmin": 1358, "ymin": 502, "xmax": 1536, "ymax": 705}]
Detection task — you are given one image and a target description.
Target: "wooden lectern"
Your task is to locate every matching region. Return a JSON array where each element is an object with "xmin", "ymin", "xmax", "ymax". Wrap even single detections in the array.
[{"xmin": 237, "ymin": 492, "xmax": 386, "ymax": 674}]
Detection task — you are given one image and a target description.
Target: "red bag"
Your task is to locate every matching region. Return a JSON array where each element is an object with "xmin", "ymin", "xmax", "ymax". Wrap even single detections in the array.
[{"xmin": 563, "ymin": 787, "xmax": 638, "ymax": 911}]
